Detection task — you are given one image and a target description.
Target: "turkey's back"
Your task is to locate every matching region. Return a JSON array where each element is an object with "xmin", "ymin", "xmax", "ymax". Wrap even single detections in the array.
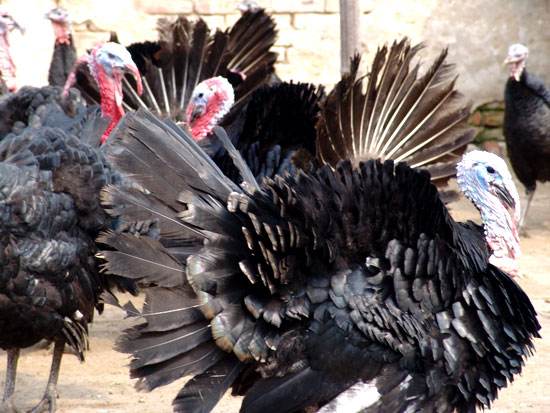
[
  {"xmin": 0, "ymin": 127, "xmax": 116, "ymax": 353},
  {"xmin": 504, "ymin": 72, "xmax": 550, "ymax": 189}
]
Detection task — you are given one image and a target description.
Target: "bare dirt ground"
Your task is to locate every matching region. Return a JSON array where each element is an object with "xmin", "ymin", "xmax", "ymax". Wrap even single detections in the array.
[{"xmin": 2, "ymin": 181, "xmax": 550, "ymax": 413}]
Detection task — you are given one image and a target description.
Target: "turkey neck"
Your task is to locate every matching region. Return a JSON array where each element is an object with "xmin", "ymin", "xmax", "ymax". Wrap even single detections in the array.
[
  {"xmin": 51, "ymin": 21, "xmax": 71, "ymax": 45},
  {"xmin": 0, "ymin": 31, "xmax": 15, "ymax": 91},
  {"xmin": 505, "ymin": 70, "xmax": 548, "ymax": 113},
  {"xmin": 475, "ymin": 193, "xmax": 520, "ymax": 276}
]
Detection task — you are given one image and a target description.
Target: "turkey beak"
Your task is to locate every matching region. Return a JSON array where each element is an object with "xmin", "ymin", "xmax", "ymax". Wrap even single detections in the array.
[
  {"xmin": 503, "ymin": 56, "xmax": 523, "ymax": 81},
  {"xmin": 10, "ymin": 18, "xmax": 24, "ymax": 35},
  {"xmin": 189, "ymin": 103, "xmax": 206, "ymax": 122},
  {"xmin": 188, "ymin": 96, "xmax": 208, "ymax": 122},
  {"xmin": 494, "ymin": 180, "xmax": 521, "ymax": 224}
]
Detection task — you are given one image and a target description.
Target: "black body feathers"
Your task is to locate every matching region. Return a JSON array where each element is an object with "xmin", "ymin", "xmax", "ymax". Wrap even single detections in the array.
[
  {"xmin": 504, "ymin": 70, "xmax": 550, "ymax": 192},
  {"xmin": 48, "ymin": 36, "xmax": 77, "ymax": 87},
  {"xmin": 0, "ymin": 84, "xmax": 131, "ymax": 362},
  {"xmin": 0, "ymin": 119, "xmax": 120, "ymax": 356}
]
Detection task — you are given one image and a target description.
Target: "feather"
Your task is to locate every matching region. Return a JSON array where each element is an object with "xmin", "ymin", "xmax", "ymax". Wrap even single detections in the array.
[
  {"xmin": 107, "ymin": 110, "xmax": 239, "ymax": 206},
  {"xmin": 97, "ymin": 231, "xmax": 185, "ymax": 287},
  {"xmin": 101, "ymin": 184, "xmax": 199, "ymax": 240},
  {"xmin": 138, "ymin": 286, "xmax": 205, "ymax": 332},
  {"xmin": 132, "ymin": 342, "xmax": 225, "ymax": 391},
  {"xmin": 213, "ymin": 126, "xmax": 260, "ymax": 191},
  {"xmin": 172, "ymin": 355, "xmax": 243, "ymax": 413},
  {"xmin": 122, "ymin": 321, "xmax": 212, "ymax": 369}
]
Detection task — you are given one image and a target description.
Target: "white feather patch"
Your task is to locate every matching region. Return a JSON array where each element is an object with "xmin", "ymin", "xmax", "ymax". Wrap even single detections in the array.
[{"xmin": 317, "ymin": 380, "xmax": 380, "ymax": 413}]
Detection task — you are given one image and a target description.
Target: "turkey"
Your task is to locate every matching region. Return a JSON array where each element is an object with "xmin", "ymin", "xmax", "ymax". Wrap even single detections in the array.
[
  {"xmin": 0, "ymin": 43, "xmax": 142, "ymax": 413},
  {"xmin": 503, "ymin": 43, "xmax": 550, "ymax": 231},
  {"xmin": 46, "ymin": 6, "xmax": 76, "ymax": 87},
  {"xmin": 99, "ymin": 108, "xmax": 538, "ymax": 413},
  {"xmin": 0, "ymin": 122, "xmax": 123, "ymax": 413},
  {"xmin": 0, "ymin": 7, "xmax": 23, "ymax": 93},
  {"xmin": 68, "ymin": 8, "xmax": 277, "ymax": 128},
  {"xmin": 95, "ymin": 41, "xmax": 531, "ymax": 413}
]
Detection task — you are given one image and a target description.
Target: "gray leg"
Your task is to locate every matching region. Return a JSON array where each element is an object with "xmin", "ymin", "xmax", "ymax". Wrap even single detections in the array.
[
  {"xmin": 519, "ymin": 189, "xmax": 535, "ymax": 234},
  {"xmin": 29, "ymin": 340, "xmax": 64, "ymax": 413},
  {"xmin": 1, "ymin": 348, "xmax": 20, "ymax": 413}
]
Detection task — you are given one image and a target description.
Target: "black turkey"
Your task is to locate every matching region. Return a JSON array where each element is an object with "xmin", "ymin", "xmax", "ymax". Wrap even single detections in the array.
[
  {"xmin": 0, "ymin": 123, "xmax": 123, "ymax": 413},
  {"xmin": 99, "ymin": 108, "xmax": 538, "ymax": 413},
  {"xmin": 503, "ymin": 43, "xmax": 550, "ymax": 230},
  {"xmin": 0, "ymin": 41, "xmax": 142, "ymax": 413},
  {"xmin": 46, "ymin": 7, "xmax": 76, "ymax": 88}
]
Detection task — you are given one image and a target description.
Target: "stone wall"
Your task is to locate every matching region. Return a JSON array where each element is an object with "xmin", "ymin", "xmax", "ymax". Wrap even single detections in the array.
[{"xmin": 4, "ymin": 0, "xmax": 550, "ymax": 106}]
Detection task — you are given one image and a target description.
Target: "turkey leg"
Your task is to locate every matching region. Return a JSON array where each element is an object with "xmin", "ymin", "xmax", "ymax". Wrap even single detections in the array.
[
  {"xmin": 519, "ymin": 188, "xmax": 535, "ymax": 234},
  {"xmin": 1, "ymin": 348, "xmax": 20, "ymax": 413},
  {"xmin": 29, "ymin": 340, "xmax": 64, "ymax": 413}
]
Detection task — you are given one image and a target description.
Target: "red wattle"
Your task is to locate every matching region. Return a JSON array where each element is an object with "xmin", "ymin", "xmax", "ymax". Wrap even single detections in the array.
[
  {"xmin": 96, "ymin": 64, "xmax": 124, "ymax": 144},
  {"xmin": 189, "ymin": 92, "xmax": 225, "ymax": 141}
]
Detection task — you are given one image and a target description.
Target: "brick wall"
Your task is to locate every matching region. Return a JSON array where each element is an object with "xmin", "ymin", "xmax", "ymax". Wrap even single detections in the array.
[
  {"xmin": 65, "ymin": 0, "xmax": 358, "ymax": 87},
  {"xmin": 3, "ymin": 0, "xmax": 550, "ymax": 106}
]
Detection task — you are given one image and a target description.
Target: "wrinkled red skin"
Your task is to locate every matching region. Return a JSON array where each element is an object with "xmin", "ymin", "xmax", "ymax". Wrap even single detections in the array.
[
  {"xmin": 96, "ymin": 66, "xmax": 124, "ymax": 144},
  {"xmin": 185, "ymin": 77, "xmax": 234, "ymax": 140},
  {"xmin": 88, "ymin": 48, "xmax": 142, "ymax": 144},
  {"xmin": 186, "ymin": 93, "xmax": 226, "ymax": 141}
]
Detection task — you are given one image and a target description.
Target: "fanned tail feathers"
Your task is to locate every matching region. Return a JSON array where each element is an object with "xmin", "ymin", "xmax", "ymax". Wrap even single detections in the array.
[
  {"xmin": 98, "ymin": 110, "xmax": 247, "ymax": 406},
  {"xmin": 316, "ymin": 38, "xmax": 474, "ymax": 188},
  {"xmin": 119, "ymin": 9, "xmax": 276, "ymax": 123}
]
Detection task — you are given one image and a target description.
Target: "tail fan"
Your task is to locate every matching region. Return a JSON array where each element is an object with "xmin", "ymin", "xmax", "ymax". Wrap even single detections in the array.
[{"xmin": 316, "ymin": 38, "xmax": 474, "ymax": 188}]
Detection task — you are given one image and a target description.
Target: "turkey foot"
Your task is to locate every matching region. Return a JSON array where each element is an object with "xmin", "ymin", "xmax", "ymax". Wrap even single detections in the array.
[
  {"xmin": 27, "ymin": 392, "xmax": 57, "ymax": 413},
  {"xmin": 0, "ymin": 398, "xmax": 21, "ymax": 413}
]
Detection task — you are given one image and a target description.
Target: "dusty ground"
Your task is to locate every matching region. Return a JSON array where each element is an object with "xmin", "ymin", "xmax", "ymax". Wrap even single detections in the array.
[{"xmin": 2, "ymin": 181, "xmax": 550, "ymax": 413}]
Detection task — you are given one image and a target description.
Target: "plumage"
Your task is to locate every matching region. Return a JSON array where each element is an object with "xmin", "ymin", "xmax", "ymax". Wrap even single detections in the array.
[
  {"xmin": 199, "ymin": 39, "xmax": 471, "ymax": 202},
  {"xmin": 0, "ymin": 112, "xmax": 128, "ymax": 410},
  {"xmin": 99, "ymin": 107, "xmax": 539, "ymax": 412},
  {"xmin": 205, "ymin": 81, "xmax": 324, "ymax": 183}
]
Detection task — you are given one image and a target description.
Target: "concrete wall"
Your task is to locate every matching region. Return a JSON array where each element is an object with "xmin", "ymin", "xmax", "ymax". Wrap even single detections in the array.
[{"xmin": 4, "ymin": 0, "xmax": 550, "ymax": 106}]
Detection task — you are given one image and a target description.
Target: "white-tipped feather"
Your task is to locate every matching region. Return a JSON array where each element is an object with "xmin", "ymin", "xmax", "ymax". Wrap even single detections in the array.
[
  {"xmin": 158, "ymin": 67, "xmax": 170, "ymax": 116},
  {"xmin": 142, "ymin": 77, "xmax": 162, "ymax": 114},
  {"xmin": 316, "ymin": 38, "xmax": 473, "ymax": 189},
  {"xmin": 318, "ymin": 381, "xmax": 381, "ymax": 413},
  {"xmin": 122, "ymin": 76, "xmax": 148, "ymax": 110}
]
